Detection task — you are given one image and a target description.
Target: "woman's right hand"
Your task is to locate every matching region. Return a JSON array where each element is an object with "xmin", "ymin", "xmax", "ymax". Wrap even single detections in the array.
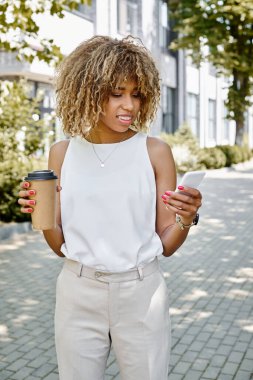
[
  {"xmin": 18, "ymin": 181, "xmax": 62, "ymax": 214},
  {"xmin": 18, "ymin": 181, "xmax": 36, "ymax": 214}
]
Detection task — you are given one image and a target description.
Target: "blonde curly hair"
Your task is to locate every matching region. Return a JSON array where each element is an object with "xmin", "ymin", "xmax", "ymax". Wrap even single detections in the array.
[{"xmin": 55, "ymin": 35, "xmax": 160, "ymax": 137}]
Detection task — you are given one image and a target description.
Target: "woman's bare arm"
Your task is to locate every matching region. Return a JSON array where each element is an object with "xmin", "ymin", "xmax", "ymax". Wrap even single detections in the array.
[
  {"xmin": 18, "ymin": 140, "xmax": 69, "ymax": 257},
  {"xmin": 42, "ymin": 140, "xmax": 69, "ymax": 256},
  {"xmin": 147, "ymin": 137, "xmax": 202, "ymax": 257}
]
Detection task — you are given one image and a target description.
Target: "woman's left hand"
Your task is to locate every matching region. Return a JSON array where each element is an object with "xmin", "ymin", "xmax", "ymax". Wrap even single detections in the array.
[{"xmin": 161, "ymin": 185, "xmax": 202, "ymax": 224}]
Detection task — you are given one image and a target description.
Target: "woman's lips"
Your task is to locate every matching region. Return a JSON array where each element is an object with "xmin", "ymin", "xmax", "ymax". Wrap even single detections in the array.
[{"xmin": 117, "ymin": 115, "xmax": 133, "ymax": 124}]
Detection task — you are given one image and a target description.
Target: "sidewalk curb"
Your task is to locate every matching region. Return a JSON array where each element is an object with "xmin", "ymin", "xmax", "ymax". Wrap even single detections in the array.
[{"xmin": 0, "ymin": 221, "xmax": 32, "ymax": 241}]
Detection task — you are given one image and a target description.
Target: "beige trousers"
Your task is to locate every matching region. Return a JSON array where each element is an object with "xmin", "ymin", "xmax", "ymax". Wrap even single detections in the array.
[{"xmin": 55, "ymin": 258, "xmax": 171, "ymax": 380}]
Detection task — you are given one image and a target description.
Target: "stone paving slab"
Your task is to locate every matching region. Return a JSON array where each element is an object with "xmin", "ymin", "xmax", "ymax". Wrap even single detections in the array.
[{"xmin": 0, "ymin": 160, "xmax": 253, "ymax": 379}]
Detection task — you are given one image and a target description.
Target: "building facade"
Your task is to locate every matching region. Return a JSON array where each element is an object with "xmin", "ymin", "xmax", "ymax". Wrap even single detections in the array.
[{"xmin": 0, "ymin": 0, "xmax": 252, "ymax": 147}]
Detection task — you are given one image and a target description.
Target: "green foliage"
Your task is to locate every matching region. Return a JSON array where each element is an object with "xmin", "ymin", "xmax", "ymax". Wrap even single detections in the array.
[
  {"xmin": 160, "ymin": 124, "xmax": 205, "ymax": 173},
  {"xmin": 0, "ymin": 149, "xmax": 32, "ymax": 223},
  {"xmin": 0, "ymin": 80, "xmax": 51, "ymax": 222},
  {"xmin": 0, "ymin": 0, "xmax": 91, "ymax": 65},
  {"xmin": 216, "ymin": 144, "xmax": 252, "ymax": 166},
  {"xmin": 161, "ymin": 123, "xmax": 199, "ymax": 151},
  {"xmin": 169, "ymin": 0, "xmax": 253, "ymax": 145},
  {"xmin": 198, "ymin": 147, "xmax": 227, "ymax": 169},
  {"xmin": 161, "ymin": 124, "xmax": 252, "ymax": 172}
]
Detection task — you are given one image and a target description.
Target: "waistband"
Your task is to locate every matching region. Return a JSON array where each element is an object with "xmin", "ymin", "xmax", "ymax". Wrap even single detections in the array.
[{"xmin": 63, "ymin": 257, "xmax": 159, "ymax": 283}]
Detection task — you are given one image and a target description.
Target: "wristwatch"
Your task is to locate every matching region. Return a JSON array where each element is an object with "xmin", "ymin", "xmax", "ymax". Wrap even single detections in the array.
[{"xmin": 176, "ymin": 213, "xmax": 199, "ymax": 230}]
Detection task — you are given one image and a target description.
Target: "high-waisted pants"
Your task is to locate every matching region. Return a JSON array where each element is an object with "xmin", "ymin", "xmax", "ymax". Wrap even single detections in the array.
[{"xmin": 55, "ymin": 257, "xmax": 171, "ymax": 380}]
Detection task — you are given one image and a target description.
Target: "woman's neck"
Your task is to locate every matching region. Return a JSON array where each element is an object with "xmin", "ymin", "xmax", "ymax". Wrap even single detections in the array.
[{"xmin": 85, "ymin": 128, "xmax": 136, "ymax": 144}]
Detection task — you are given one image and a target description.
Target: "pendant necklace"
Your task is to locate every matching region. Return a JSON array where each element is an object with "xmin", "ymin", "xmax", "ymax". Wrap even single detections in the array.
[{"xmin": 91, "ymin": 141, "xmax": 121, "ymax": 168}]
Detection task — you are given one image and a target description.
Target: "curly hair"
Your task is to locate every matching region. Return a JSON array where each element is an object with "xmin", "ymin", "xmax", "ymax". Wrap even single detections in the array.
[{"xmin": 55, "ymin": 35, "xmax": 160, "ymax": 137}]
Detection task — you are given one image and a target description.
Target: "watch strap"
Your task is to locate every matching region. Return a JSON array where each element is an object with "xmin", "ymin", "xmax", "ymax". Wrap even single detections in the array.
[{"xmin": 176, "ymin": 213, "xmax": 199, "ymax": 230}]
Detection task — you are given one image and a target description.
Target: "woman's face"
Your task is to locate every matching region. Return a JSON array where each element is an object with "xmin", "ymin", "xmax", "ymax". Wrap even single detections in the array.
[{"xmin": 98, "ymin": 79, "xmax": 141, "ymax": 133}]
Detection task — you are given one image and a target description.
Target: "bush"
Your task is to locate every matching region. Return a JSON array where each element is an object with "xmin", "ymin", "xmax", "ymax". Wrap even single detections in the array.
[
  {"xmin": 0, "ymin": 80, "xmax": 51, "ymax": 223},
  {"xmin": 216, "ymin": 145, "xmax": 247, "ymax": 166},
  {"xmin": 0, "ymin": 139, "xmax": 47, "ymax": 223},
  {"xmin": 198, "ymin": 147, "xmax": 227, "ymax": 169},
  {"xmin": 162, "ymin": 125, "xmax": 253, "ymax": 172},
  {"xmin": 160, "ymin": 124, "xmax": 205, "ymax": 173},
  {"xmin": 240, "ymin": 145, "xmax": 253, "ymax": 161},
  {"xmin": 171, "ymin": 144, "xmax": 206, "ymax": 173},
  {"xmin": 0, "ymin": 150, "xmax": 32, "ymax": 223},
  {"xmin": 161, "ymin": 123, "xmax": 199, "ymax": 152}
]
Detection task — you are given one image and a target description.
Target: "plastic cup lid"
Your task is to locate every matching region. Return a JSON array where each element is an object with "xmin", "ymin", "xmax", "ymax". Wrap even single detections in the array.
[{"xmin": 24, "ymin": 170, "xmax": 58, "ymax": 181}]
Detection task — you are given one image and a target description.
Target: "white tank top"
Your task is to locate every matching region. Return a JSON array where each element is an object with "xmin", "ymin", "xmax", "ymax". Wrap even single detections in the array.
[{"xmin": 60, "ymin": 132, "xmax": 163, "ymax": 271}]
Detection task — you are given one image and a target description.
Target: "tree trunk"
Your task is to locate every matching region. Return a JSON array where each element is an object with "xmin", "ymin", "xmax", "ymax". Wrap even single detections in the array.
[
  {"xmin": 235, "ymin": 119, "xmax": 244, "ymax": 146},
  {"xmin": 231, "ymin": 69, "xmax": 248, "ymax": 146}
]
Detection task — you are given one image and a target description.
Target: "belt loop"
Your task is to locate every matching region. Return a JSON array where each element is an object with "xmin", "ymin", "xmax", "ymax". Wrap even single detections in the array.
[
  {"xmin": 77, "ymin": 264, "xmax": 83, "ymax": 277},
  {"xmin": 137, "ymin": 266, "xmax": 144, "ymax": 281}
]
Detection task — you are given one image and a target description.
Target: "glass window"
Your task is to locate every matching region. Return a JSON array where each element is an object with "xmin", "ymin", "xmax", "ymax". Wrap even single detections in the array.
[
  {"xmin": 27, "ymin": 81, "xmax": 55, "ymax": 119},
  {"xmin": 162, "ymin": 85, "xmax": 176, "ymax": 134},
  {"xmin": 209, "ymin": 62, "xmax": 216, "ymax": 76},
  {"xmin": 187, "ymin": 93, "xmax": 199, "ymax": 137},
  {"xmin": 208, "ymin": 99, "xmax": 217, "ymax": 140},
  {"xmin": 159, "ymin": 0, "xmax": 177, "ymax": 53},
  {"xmin": 118, "ymin": 0, "xmax": 139, "ymax": 36},
  {"xmin": 71, "ymin": 0, "xmax": 96, "ymax": 21}
]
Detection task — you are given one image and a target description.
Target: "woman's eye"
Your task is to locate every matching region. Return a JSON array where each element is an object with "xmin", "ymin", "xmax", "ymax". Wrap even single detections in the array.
[
  {"xmin": 111, "ymin": 93, "xmax": 121, "ymax": 97},
  {"xmin": 132, "ymin": 93, "xmax": 141, "ymax": 98}
]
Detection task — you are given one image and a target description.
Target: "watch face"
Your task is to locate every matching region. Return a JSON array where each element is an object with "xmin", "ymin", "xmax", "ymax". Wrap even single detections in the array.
[{"xmin": 193, "ymin": 213, "xmax": 199, "ymax": 225}]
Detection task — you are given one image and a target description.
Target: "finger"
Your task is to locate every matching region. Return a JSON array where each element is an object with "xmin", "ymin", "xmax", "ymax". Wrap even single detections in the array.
[
  {"xmin": 18, "ymin": 189, "xmax": 36, "ymax": 198},
  {"xmin": 177, "ymin": 186, "xmax": 201, "ymax": 198},
  {"xmin": 21, "ymin": 181, "xmax": 30, "ymax": 189},
  {"xmin": 18, "ymin": 198, "xmax": 36, "ymax": 206},
  {"xmin": 167, "ymin": 201, "xmax": 197, "ymax": 214},
  {"xmin": 20, "ymin": 207, "xmax": 33, "ymax": 213},
  {"xmin": 56, "ymin": 185, "xmax": 62, "ymax": 192},
  {"xmin": 162, "ymin": 190, "xmax": 202, "ymax": 212},
  {"xmin": 163, "ymin": 191, "xmax": 195, "ymax": 206},
  {"xmin": 165, "ymin": 203, "xmax": 197, "ymax": 220}
]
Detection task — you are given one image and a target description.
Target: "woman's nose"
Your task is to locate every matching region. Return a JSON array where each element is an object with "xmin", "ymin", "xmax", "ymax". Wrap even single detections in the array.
[{"xmin": 122, "ymin": 96, "xmax": 134, "ymax": 110}]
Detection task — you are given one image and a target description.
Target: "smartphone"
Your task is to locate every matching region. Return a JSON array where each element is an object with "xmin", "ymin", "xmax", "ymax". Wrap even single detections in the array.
[{"xmin": 178, "ymin": 170, "xmax": 206, "ymax": 189}]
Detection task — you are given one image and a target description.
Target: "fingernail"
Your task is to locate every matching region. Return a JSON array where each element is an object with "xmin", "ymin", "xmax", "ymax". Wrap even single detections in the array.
[
  {"xmin": 27, "ymin": 208, "xmax": 33, "ymax": 213},
  {"xmin": 29, "ymin": 190, "xmax": 36, "ymax": 195},
  {"xmin": 161, "ymin": 195, "xmax": 167, "ymax": 200},
  {"xmin": 165, "ymin": 191, "xmax": 172, "ymax": 196},
  {"xmin": 24, "ymin": 182, "xmax": 30, "ymax": 188},
  {"xmin": 178, "ymin": 185, "xmax": 184, "ymax": 190},
  {"xmin": 28, "ymin": 200, "xmax": 35, "ymax": 205}
]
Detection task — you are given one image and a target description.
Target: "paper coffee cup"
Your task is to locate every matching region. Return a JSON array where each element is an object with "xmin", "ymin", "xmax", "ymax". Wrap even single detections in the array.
[{"xmin": 24, "ymin": 170, "xmax": 58, "ymax": 230}]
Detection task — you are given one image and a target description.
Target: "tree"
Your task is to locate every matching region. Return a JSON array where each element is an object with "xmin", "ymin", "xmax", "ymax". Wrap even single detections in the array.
[
  {"xmin": 0, "ymin": 80, "xmax": 53, "ymax": 222},
  {"xmin": 0, "ymin": 0, "xmax": 91, "ymax": 65},
  {"xmin": 168, "ymin": 0, "xmax": 253, "ymax": 146}
]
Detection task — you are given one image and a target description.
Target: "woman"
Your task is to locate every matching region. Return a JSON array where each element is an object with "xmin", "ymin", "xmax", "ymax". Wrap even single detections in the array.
[{"xmin": 18, "ymin": 35, "xmax": 202, "ymax": 380}]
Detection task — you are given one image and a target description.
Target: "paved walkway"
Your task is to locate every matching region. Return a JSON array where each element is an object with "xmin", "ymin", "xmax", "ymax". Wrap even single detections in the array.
[{"xmin": 1, "ymin": 161, "xmax": 253, "ymax": 380}]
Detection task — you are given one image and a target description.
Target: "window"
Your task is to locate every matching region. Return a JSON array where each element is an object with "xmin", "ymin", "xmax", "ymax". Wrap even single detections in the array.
[
  {"xmin": 162, "ymin": 86, "xmax": 176, "ymax": 134},
  {"xmin": 159, "ymin": 0, "xmax": 177, "ymax": 53},
  {"xmin": 208, "ymin": 99, "xmax": 217, "ymax": 140},
  {"xmin": 209, "ymin": 62, "xmax": 216, "ymax": 76},
  {"xmin": 72, "ymin": 0, "xmax": 96, "ymax": 21},
  {"xmin": 187, "ymin": 93, "xmax": 199, "ymax": 137},
  {"xmin": 118, "ymin": 0, "xmax": 140, "ymax": 36},
  {"xmin": 27, "ymin": 81, "xmax": 55, "ymax": 118}
]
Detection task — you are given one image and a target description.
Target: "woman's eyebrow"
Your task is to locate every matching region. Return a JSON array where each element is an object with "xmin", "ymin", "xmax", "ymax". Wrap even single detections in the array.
[{"xmin": 114, "ymin": 86, "xmax": 139, "ymax": 91}]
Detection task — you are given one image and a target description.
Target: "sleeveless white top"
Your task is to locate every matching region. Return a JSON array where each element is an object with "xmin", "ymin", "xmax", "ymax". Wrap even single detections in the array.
[{"xmin": 60, "ymin": 132, "xmax": 163, "ymax": 271}]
